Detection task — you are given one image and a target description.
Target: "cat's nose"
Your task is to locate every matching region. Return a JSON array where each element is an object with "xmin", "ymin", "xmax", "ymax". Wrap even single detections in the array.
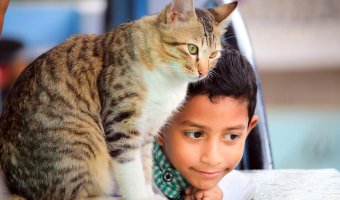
[
  {"xmin": 197, "ymin": 60, "xmax": 209, "ymax": 77},
  {"xmin": 198, "ymin": 69, "xmax": 208, "ymax": 77}
]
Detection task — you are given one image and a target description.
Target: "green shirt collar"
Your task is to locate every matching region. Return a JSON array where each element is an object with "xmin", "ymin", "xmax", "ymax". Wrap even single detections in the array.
[{"xmin": 153, "ymin": 141, "xmax": 189, "ymax": 200}]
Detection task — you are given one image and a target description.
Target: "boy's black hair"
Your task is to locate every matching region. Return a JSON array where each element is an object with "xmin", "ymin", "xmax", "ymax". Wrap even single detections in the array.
[{"xmin": 187, "ymin": 46, "xmax": 258, "ymax": 123}]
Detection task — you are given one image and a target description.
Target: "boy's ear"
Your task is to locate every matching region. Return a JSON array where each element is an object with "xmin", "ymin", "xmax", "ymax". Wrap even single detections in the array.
[
  {"xmin": 247, "ymin": 115, "xmax": 259, "ymax": 135},
  {"xmin": 155, "ymin": 134, "xmax": 165, "ymax": 146}
]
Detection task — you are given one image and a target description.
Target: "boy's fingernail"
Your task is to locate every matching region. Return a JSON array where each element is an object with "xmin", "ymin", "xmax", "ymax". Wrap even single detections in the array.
[{"xmin": 185, "ymin": 188, "xmax": 190, "ymax": 194}]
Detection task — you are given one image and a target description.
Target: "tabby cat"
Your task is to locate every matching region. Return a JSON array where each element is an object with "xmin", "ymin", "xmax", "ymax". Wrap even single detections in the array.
[{"xmin": 0, "ymin": 0, "xmax": 237, "ymax": 199}]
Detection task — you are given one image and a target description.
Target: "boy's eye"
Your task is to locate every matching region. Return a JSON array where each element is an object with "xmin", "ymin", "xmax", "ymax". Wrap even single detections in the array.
[
  {"xmin": 188, "ymin": 44, "xmax": 198, "ymax": 55},
  {"xmin": 185, "ymin": 131, "xmax": 203, "ymax": 139},
  {"xmin": 224, "ymin": 133, "xmax": 240, "ymax": 141}
]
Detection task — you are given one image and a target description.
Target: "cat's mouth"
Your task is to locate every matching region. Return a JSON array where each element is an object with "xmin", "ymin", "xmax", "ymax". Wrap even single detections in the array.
[{"xmin": 184, "ymin": 70, "xmax": 200, "ymax": 82}]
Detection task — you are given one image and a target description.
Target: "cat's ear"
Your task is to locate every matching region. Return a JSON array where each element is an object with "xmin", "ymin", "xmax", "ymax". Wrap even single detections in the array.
[
  {"xmin": 166, "ymin": 0, "xmax": 195, "ymax": 23},
  {"xmin": 208, "ymin": 1, "xmax": 237, "ymax": 25}
]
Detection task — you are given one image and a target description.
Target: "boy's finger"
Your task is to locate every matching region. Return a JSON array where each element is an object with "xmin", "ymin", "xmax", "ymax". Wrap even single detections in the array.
[
  {"xmin": 193, "ymin": 190, "xmax": 205, "ymax": 199},
  {"xmin": 185, "ymin": 187, "xmax": 192, "ymax": 195}
]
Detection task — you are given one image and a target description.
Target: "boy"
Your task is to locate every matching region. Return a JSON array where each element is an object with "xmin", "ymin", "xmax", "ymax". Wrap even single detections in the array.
[{"xmin": 153, "ymin": 46, "xmax": 259, "ymax": 200}]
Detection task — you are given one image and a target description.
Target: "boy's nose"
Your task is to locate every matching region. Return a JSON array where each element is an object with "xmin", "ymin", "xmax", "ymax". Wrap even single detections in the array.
[{"xmin": 200, "ymin": 143, "xmax": 223, "ymax": 166}]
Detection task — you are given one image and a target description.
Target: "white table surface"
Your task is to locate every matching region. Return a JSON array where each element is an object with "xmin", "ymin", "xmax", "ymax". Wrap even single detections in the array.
[
  {"xmin": 244, "ymin": 169, "xmax": 340, "ymax": 200},
  {"xmin": 1, "ymin": 169, "xmax": 340, "ymax": 199}
]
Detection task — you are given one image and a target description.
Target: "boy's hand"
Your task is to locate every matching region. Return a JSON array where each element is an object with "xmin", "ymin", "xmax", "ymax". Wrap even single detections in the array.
[{"xmin": 184, "ymin": 185, "xmax": 223, "ymax": 200}]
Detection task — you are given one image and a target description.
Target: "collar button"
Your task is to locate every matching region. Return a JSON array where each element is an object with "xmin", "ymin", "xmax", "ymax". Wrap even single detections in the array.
[{"xmin": 163, "ymin": 171, "xmax": 173, "ymax": 182}]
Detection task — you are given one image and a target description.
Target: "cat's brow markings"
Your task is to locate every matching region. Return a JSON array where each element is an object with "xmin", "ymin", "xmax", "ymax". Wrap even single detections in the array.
[{"xmin": 195, "ymin": 8, "xmax": 215, "ymax": 47}]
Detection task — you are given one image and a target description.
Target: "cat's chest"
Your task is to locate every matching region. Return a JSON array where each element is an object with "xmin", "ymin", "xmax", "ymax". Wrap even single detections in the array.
[{"xmin": 137, "ymin": 71, "xmax": 188, "ymax": 135}]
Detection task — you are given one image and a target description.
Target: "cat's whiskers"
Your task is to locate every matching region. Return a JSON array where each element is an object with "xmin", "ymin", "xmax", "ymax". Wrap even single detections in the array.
[
  {"xmin": 222, "ymin": 34, "xmax": 236, "ymax": 44},
  {"xmin": 209, "ymin": 68, "xmax": 222, "ymax": 80},
  {"xmin": 158, "ymin": 58, "xmax": 198, "ymax": 80}
]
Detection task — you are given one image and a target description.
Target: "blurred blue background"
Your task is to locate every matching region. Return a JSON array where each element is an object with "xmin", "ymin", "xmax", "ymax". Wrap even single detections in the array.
[
  {"xmin": 4, "ymin": 4, "xmax": 80, "ymax": 47},
  {"xmin": 1, "ymin": 0, "xmax": 339, "ymax": 171}
]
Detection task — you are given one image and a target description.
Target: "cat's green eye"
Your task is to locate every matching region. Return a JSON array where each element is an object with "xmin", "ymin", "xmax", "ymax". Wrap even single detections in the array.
[
  {"xmin": 210, "ymin": 51, "xmax": 218, "ymax": 59},
  {"xmin": 188, "ymin": 44, "xmax": 198, "ymax": 55}
]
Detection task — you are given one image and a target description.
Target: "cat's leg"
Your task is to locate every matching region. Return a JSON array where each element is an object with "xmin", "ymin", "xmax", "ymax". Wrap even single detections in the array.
[
  {"xmin": 101, "ymin": 105, "xmax": 152, "ymax": 199},
  {"xmin": 102, "ymin": 107, "xmax": 165, "ymax": 200},
  {"xmin": 99, "ymin": 64, "xmax": 166, "ymax": 200},
  {"xmin": 82, "ymin": 138, "xmax": 117, "ymax": 198},
  {"xmin": 99, "ymin": 66, "xmax": 146, "ymax": 199},
  {"xmin": 141, "ymin": 138, "xmax": 154, "ymax": 196},
  {"xmin": 110, "ymin": 149, "xmax": 148, "ymax": 200}
]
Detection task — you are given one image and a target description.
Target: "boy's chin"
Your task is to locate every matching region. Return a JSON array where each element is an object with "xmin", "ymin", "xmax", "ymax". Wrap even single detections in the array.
[{"xmin": 189, "ymin": 178, "xmax": 221, "ymax": 190}]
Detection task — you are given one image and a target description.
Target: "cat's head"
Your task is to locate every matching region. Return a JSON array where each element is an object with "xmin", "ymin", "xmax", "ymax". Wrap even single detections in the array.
[{"xmin": 156, "ymin": 0, "xmax": 237, "ymax": 82}]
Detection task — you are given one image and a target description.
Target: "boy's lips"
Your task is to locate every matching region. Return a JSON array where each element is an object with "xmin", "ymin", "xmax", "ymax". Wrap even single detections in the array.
[{"xmin": 191, "ymin": 168, "xmax": 224, "ymax": 179}]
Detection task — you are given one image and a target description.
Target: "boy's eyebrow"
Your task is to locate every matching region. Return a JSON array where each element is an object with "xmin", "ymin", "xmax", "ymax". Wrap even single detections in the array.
[
  {"xmin": 179, "ymin": 120, "xmax": 246, "ymax": 131},
  {"xmin": 223, "ymin": 125, "xmax": 246, "ymax": 132},
  {"xmin": 179, "ymin": 120, "xmax": 207, "ymax": 129}
]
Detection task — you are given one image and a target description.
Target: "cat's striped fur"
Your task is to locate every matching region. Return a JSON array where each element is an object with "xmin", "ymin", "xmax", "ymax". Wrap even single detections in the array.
[{"xmin": 0, "ymin": 0, "xmax": 237, "ymax": 199}]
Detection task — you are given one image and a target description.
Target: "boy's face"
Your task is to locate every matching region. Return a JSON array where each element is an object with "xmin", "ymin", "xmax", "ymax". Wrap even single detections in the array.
[{"xmin": 157, "ymin": 95, "xmax": 258, "ymax": 190}]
